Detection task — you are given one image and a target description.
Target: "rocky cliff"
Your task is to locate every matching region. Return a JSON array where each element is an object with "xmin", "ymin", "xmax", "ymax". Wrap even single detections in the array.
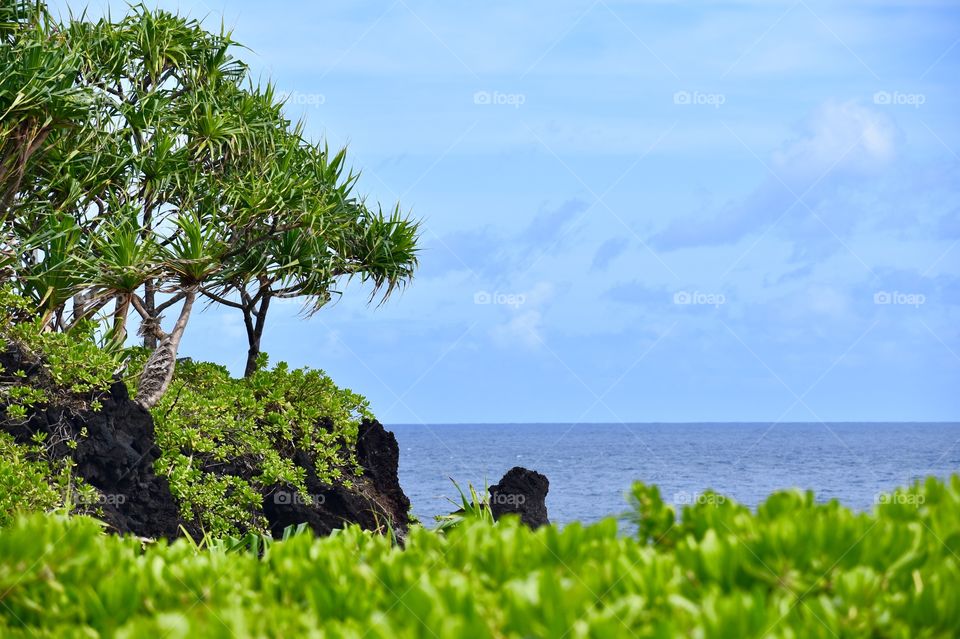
[{"xmin": 0, "ymin": 342, "xmax": 411, "ymax": 540}]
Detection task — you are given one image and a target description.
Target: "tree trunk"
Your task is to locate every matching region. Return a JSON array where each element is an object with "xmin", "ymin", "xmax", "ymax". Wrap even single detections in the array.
[
  {"xmin": 142, "ymin": 280, "xmax": 158, "ymax": 349},
  {"xmin": 112, "ymin": 293, "xmax": 130, "ymax": 344},
  {"xmin": 135, "ymin": 289, "xmax": 195, "ymax": 409},
  {"xmin": 243, "ymin": 293, "xmax": 271, "ymax": 377},
  {"xmin": 72, "ymin": 292, "xmax": 88, "ymax": 325},
  {"xmin": 0, "ymin": 122, "xmax": 51, "ymax": 221}
]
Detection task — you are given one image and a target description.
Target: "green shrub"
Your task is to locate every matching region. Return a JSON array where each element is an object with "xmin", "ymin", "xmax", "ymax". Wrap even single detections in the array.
[
  {"xmin": 0, "ymin": 431, "xmax": 103, "ymax": 528},
  {"xmin": 0, "ymin": 290, "xmax": 116, "ymax": 523},
  {"xmin": 0, "ymin": 432, "xmax": 59, "ymax": 527},
  {"xmin": 433, "ymin": 480, "xmax": 494, "ymax": 532},
  {"xmin": 144, "ymin": 354, "xmax": 373, "ymax": 537},
  {"xmin": 0, "ymin": 289, "xmax": 118, "ymax": 417},
  {"xmin": 1, "ymin": 476, "xmax": 958, "ymax": 638}
]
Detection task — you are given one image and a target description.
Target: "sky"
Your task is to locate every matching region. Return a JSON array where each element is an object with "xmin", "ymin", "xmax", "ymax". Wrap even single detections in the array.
[{"xmin": 51, "ymin": 0, "xmax": 960, "ymax": 423}]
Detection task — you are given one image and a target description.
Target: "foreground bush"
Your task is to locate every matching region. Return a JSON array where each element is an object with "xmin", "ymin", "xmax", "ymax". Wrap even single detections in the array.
[{"xmin": 1, "ymin": 477, "xmax": 958, "ymax": 638}]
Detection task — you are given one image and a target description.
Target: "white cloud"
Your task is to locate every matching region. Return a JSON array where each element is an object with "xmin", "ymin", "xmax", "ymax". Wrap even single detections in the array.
[
  {"xmin": 491, "ymin": 311, "xmax": 545, "ymax": 350},
  {"xmin": 772, "ymin": 100, "xmax": 897, "ymax": 181},
  {"xmin": 652, "ymin": 100, "xmax": 899, "ymax": 249},
  {"xmin": 801, "ymin": 285, "xmax": 852, "ymax": 319}
]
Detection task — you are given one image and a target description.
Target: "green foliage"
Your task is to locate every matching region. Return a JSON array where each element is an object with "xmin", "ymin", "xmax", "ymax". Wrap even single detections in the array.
[
  {"xmin": 0, "ymin": 306, "xmax": 375, "ymax": 537},
  {"xmin": 142, "ymin": 353, "xmax": 373, "ymax": 537},
  {"xmin": 0, "ymin": 432, "xmax": 102, "ymax": 528},
  {"xmin": 180, "ymin": 521, "xmax": 312, "ymax": 556},
  {"xmin": 86, "ymin": 208, "xmax": 158, "ymax": 294},
  {"xmin": 1, "ymin": 476, "xmax": 958, "ymax": 638},
  {"xmin": 3, "ymin": 0, "xmax": 420, "ymax": 395},
  {"xmin": 0, "ymin": 291, "xmax": 116, "ymax": 522},
  {"xmin": 0, "ymin": 432, "xmax": 58, "ymax": 527},
  {"xmin": 163, "ymin": 212, "xmax": 223, "ymax": 285},
  {"xmin": 11, "ymin": 326, "xmax": 117, "ymax": 399},
  {"xmin": 0, "ymin": 0, "xmax": 94, "ymax": 217},
  {"xmin": 434, "ymin": 479, "xmax": 494, "ymax": 532},
  {"xmin": 0, "ymin": 289, "xmax": 118, "ymax": 416},
  {"xmin": 627, "ymin": 482, "xmax": 677, "ymax": 546}
]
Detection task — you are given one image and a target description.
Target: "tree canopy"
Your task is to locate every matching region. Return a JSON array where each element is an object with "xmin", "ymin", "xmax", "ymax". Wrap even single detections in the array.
[{"xmin": 0, "ymin": 0, "xmax": 419, "ymax": 405}]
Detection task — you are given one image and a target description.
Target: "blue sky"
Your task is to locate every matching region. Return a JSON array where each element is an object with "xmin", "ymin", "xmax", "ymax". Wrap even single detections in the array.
[{"xmin": 54, "ymin": 0, "xmax": 960, "ymax": 423}]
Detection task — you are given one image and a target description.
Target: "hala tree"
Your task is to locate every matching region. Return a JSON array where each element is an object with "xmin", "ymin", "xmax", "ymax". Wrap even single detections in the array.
[
  {"xmin": 2, "ymin": 1, "xmax": 420, "ymax": 407},
  {"xmin": 0, "ymin": 0, "xmax": 104, "ymax": 304},
  {"xmin": 0, "ymin": 0, "xmax": 91, "ymax": 218},
  {"xmin": 63, "ymin": 4, "xmax": 246, "ymax": 350},
  {"xmin": 2, "ymin": 1, "xmax": 240, "ymax": 334},
  {"xmin": 200, "ymin": 132, "xmax": 420, "ymax": 377}
]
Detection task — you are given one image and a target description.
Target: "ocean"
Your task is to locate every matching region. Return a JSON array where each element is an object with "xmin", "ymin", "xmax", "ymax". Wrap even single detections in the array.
[{"xmin": 390, "ymin": 422, "xmax": 960, "ymax": 527}]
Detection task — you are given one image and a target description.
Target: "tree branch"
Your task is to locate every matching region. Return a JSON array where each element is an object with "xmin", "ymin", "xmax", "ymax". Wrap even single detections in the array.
[
  {"xmin": 154, "ymin": 290, "xmax": 189, "ymax": 314},
  {"xmin": 199, "ymin": 287, "xmax": 244, "ymax": 310}
]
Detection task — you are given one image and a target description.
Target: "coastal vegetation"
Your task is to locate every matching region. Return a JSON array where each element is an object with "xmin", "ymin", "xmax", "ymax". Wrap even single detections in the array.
[
  {"xmin": 1, "ymin": 0, "xmax": 413, "ymax": 539},
  {"xmin": 1, "ymin": 477, "xmax": 958, "ymax": 637},
  {"xmin": 0, "ymin": 288, "xmax": 386, "ymax": 537}
]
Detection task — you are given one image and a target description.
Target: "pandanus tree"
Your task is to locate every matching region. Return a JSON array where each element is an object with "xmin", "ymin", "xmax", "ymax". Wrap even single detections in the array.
[
  {"xmin": 61, "ymin": 4, "xmax": 246, "ymax": 348},
  {"xmin": 3, "ymin": 2, "xmax": 232, "ymax": 323},
  {"xmin": 201, "ymin": 128, "xmax": 420, "ymax": 377},
  {"xmin": 0, "ymin": 0, "xmax": 103, "ymax": 311},
  {"xmin": 133, "ymin": 212, "xmax": 222, "ymax": 407},
  {"xmin": 3, "ymin": 0, "xmax": 420, "ymax": 407},
  {"xmin": 0, "ymin": 0, "xmax": 91, "ymax": 219}
]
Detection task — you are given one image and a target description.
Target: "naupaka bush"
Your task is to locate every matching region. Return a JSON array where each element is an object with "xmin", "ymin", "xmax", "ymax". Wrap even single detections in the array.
[{"xmin": 1, "ymin": 476, "xmax": 957, "ymax": 638}]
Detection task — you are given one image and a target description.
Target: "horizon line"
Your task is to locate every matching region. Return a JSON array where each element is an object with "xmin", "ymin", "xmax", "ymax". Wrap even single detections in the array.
[{"xmin": 386, "ymin": 420, "xmax": 960, "ymax": 426}]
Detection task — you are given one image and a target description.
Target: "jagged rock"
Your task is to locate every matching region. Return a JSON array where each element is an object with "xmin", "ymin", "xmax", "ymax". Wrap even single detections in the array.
[
  {"xmin": 489, "ymin": 466, "xmax": 550, "ymax": 529},
  {"xmin": 262, "ymin": 419, "xmax": 411, "ymax": 540},
  {"xmin": 1, "ymin": 342, "xmax": 411, "ymax": 540},
  {"xmin": 59, "ymin": 381, "xmax": 188, "ymax": 538},
  {"xmin": 355, "ymin": 418, "xmax": 411, "ymax": 527},
  {"xmin": 1, "ymin": 341, "xmax": 188, "ymax": 539}
]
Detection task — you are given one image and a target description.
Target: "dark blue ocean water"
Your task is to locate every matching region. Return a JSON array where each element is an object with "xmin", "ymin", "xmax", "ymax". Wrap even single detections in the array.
[{"xmin": 390, "ymin": 423, "xmax": 960, "ymax": 527}]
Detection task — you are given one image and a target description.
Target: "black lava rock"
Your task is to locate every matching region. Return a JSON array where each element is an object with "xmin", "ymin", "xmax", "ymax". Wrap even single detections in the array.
[
  {"xmin": 0, "ymin": 346, "xmax": 188, "ymax": 539},
  {"xmin": 489, "ymin": 466, "xmax": 549, "ymax": 528},
  {"xmin": 262, "ymin": 419, "xmax": 411, "ymax": 540},
  {"xmin": 1, "ymin": 342, "xmax": 412, "ymax": 541}
]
